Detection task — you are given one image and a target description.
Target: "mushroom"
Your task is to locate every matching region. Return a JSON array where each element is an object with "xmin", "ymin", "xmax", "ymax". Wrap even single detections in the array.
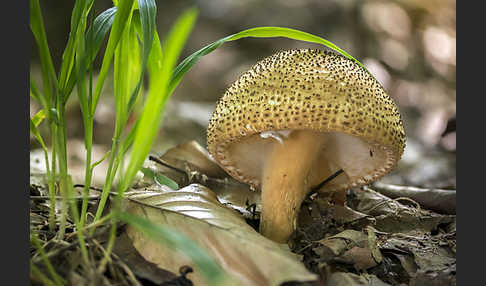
[{"xmin": 207, "ymin": 49, "xmax": 406, "ymax": 243}]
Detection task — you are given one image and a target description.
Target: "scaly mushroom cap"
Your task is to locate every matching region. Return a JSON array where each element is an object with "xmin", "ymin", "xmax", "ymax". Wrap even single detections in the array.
[{"xmin": 207, "ymin": 49, "xmax": 405, "ymax": 193}]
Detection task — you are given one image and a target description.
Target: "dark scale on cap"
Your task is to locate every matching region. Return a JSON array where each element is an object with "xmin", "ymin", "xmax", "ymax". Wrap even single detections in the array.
[{"xmin": 207, "ymin": 49, "xmax": 406, "ymax": 184}]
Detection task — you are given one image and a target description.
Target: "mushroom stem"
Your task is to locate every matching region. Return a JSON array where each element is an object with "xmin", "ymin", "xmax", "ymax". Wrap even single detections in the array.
[{"xmin": 260, "ymin": 130, "xmax": 324, "ymax": 243}]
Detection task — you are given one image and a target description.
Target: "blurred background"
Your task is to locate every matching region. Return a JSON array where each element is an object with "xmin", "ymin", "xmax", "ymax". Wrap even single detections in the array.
[{"xmin": 30, "ymin": 0, "xmax": 456, "ymax": 189}]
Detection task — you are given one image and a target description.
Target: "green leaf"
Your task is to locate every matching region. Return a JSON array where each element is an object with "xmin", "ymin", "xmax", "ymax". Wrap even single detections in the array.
[
  {"xmin": 31, "ymin": 110, "xmax": 47, "ymax": 127},
  {"xmin": 63, "ymin": 6, "xmax": 118, "ymax": 103},
  {"xmin": 75, "ymin": 13, "xmax": 89, "ymax": 120},
  {"xmin": 92, "ymin": 0, "xmax": 135, "ymax": 114},
  {"xmin": 30, "ymin": 76, "xmax": 49, "ymax": 112},
  {"xmin": 141, "ymin": 167, "xmax": 179, "ymax": 190},
  {"xmin": 30, "ymin": 0, "xmax": 58, "ymax": 106},
  {"xmin": 126, "ymin": 0, "xmax": 157, "ymax": 113},
  {"xmin": 155, "ymin": 173, "xmax": 179, "ymax": 190},
  {"xmin": 91, "ymin": 151, "xmax": 111, "ymax": 171},
  {"xmin": 85, "ymin": 7, "xmax": 117, "ymax": 64},
  {"xmin": 30, "ymin": 119, "xmax": 47, "ymax": 151},
  {"xmin": 169, "ymin": 26, "xmax": 368, "ymax": 94},
  {"xmin": 113, "ymin": 11, "xmax": 139, "ymax": 137},
  {"xmin": 119, "ymin": 8, "xmax": 198, "ymax": 192},
  {"xmin": 58, "ymin": 0, "xmax": 90, "ymax": 97}
]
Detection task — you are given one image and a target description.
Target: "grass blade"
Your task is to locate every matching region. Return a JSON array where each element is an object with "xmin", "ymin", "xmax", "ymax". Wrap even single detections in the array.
[
  {"xmin": 169, "ymin": 26, "xmax": 368, "ymax": 94},
  {"xmin": 58, "ymin": 0, "xmax": 90, "ymax": 97},
  {"xmin": 85, "ymin": 7, "xmax": 117, "ymax": 64},
  {"xmin": 31, "ymin": 110, "xmax": 47, "ymax": 127},
  {"xmin": 113, "ymin": 12, "xmax": 139, "ymax": 137},
  {"xmin": 30, "ymin": 0, "xmax": 58, "ymax": 105},
  {"xmin": 92, "ymin": 0, "xmax": 135, "ymax": 114},
  {"xmin": 125, "ymin": 0, "xmax": 156, "ymax": 112},
  {"xmin": 119, "ymin": 7, "xmax": 198, "ymax": 192},
  {"xmin": 31, "ymin": 234, "xmax": 66, "ymax": 285},
  {"xmin": 119, "ymin": 212, "xmax": 228, "ymax": 285},
  {"xmin": 62, "ymin": 6, "xmax": 118, "ymax": 97},
  {"xmin": 30, "ymin": 119, "xmax": 47, "ymax": 150}
]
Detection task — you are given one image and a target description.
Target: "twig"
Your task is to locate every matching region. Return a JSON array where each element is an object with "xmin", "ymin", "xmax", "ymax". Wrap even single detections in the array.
[
  {"xmin": 107, "ymin": 246, "xmax": 142, "ymax": 286},
  {"xmin": 73, "ymin": 184, "xmax": 103, "ymax": 193},
  {"xmin": 306, "ymin": 169, "xmax": 344, "ymax": 199},
  {"xmin": 371, "ymin": 182, "xmax": 456, "ymax": 214},
  {"xmin": 30, "ymin": 195, "xmax": 101, "ymax": 201},
  {"xmin": 149, "ymin": 155, "xmax": 243, "ymax": 187},
  {"xmin": 392, "ymin": 197, "xmax": 421, "ymax": 211},
  {"xmin": 148, "ymin": 155, "xmax": 187, "ymax": 176}
]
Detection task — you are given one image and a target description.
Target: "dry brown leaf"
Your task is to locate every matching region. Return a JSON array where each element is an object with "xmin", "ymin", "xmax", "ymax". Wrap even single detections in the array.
[
  {"xmin": 348, "ymin": 188, "xmax": 454, "ymax": 234},
  {"xmin": 153, "ymin": 141, "xmax": 262, "ymax": 218},
  {"xmin": 123, "ymin": 184, "xmax": 317, "ymax": 286},
  {"xmin": 314, "ymin": 228, "xmax": 383, "ymax": 271},
  {"xmin": 160, "ymin": 140, "xmax": 228, "ymax": 179}
]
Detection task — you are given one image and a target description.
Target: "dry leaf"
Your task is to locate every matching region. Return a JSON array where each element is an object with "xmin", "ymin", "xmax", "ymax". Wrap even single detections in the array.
[
  {"xmin": 124, "ymin": 184, "xmax": 317, "ymax": 286},
  {"xmin": 348, "ymin": 188, "xmax": 454, "ymax": 233},
  {"xmin": 153, "ymin": 141, "xmax": 261, "ymax": 218},
  {"xmin": 314, "ymin": 229, "xmax": 382, "ymax": 271}
]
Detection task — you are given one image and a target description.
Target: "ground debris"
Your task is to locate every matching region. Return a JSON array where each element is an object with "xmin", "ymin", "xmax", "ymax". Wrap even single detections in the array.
[{"xmin": 290, "ymin": 186, "xmax": 456, "ymax": 286}]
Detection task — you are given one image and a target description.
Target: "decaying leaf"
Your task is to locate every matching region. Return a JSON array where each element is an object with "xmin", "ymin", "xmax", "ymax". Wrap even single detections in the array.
[
  {"xmin": 112, "ymin": 232, "xmax": 184, "ymax": 285},
  {"xmin": 123, "ymin": 183, "xmax": 317, "ymax": 286},
  {"xmin": 379, "ymin": 234, "xmax": 456, "ymax": 283},
  {"xmin": 313, "ymin": 228, "xmax": 383, "ymax": 271},
  {"xmin": 160, "ymin": 140, "xmax": 228, "ymax": 179},
  {"xmin": 348, "ymin": 187, "xmax": 454, "ymax": 234},
  {"xmin": 151, "ymin": 140, "xmax": 261, "ymax": 219},
  {"xmin": 371, "ymin": 182, "xmax": 456, "ymax": 215}
]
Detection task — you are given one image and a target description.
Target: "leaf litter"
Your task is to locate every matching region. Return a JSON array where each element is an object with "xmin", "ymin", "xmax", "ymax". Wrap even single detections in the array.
[{"xmin": 30, "ymin": 141, "xmax": 456, "ymax": 285}]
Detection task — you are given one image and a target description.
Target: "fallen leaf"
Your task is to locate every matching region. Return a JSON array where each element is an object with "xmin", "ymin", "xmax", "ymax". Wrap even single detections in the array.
[
  {"xmin": 124, "ymin": 184, "xmax": 317, "ymax": 286},
  {"xmin": 371, "ymin": 182, "xmax": 456, "ymax": 215},
  {"xmin": 153, "ymin": 141, "xmax": 261, "ymax": 219},
  {"xmin": 348, "ymin": 188, "xmax": 454, "ymax": 234},
  {"xmin": 313, "ymin": 229, "xmax": 383, "ymax": 271}
]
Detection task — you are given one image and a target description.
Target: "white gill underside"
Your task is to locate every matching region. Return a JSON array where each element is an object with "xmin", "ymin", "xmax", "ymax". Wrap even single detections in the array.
[{"xmin": 227, "ymin": 130, "xmax": 390, "ymax": 191}]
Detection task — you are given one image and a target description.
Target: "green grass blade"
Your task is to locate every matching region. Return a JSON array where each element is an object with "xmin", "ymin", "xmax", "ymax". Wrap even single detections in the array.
[
  {"xmin": 31, "ymin": 234, "xmax": 66, "ymax": 285},
  {"xmin": 58, "ymin": 0, "xmax": 89, "ymax": 96},
  {"xmin": 169, "ymin": 26, "xmax": 368, "ymax": 94},
  {"xmin": 91, "ymin": 150, "xmax": 111, "ymax": 170},
  {"xmin": 30, "ymin": 119, "xmax": 47, "ymax": 151},
  {"xmin": 30, "ymin": 263, "xmax": 57, "ymax": 286},
  {"xmin": 118, "ymin": 212, "xmax": 227, "ymax": 285},
  {"xmin": 60, "ymin": 6, "xmax": 118, "ymax": 98},
  {"xmin": 85, "ymin": 7, "xmax": 117, "ymax": 64},
  {"xmin": 138, "ymin": 0, "xmax": 156, "ymax": 68},
  {"xmin": 119, "ymin": 119, "xmax": 138, "ymax": 157},
  {"xmin": 31, "ymin": 110, "xmax": 47, "ymax": 127},
  {"xmin": 30, "ymin": 0, "xmax": 59, "ymax": 105},
  {"xmin": 113, "ymin": 12, "xmax": 139, "ymax": 137},
  {"xmin": 30, "ymin": 76, "xmax": 49, "ymax": 112},
  {"xmin": 92, "ymin": 0, "xmax": 135, "ymax": 114},
  {"xmin": 29, "ymin": 78, "xmax": 40, "ymax": 102},
  {"xmin": 125, "ymin": 0, "xmax": 156, "ymax": 112},
  {"xmin": 118, "ymin": 8, "xmax": 198, "ymax": 192},
  {"xmin": 75, "ymin": 23, "xmax": 89, "ymax": 120}
]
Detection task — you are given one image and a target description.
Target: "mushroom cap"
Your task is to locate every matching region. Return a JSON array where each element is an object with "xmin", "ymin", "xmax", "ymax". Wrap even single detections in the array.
[{"xmin": 207, "ymin": 49, "xmax": 406, "ymax": 192}]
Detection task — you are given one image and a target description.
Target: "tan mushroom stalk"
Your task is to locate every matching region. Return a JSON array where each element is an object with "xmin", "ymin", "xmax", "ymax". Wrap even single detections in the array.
[{"xmin": 207, "ymin": 49, "xmax": 406, "ymax": 243}]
